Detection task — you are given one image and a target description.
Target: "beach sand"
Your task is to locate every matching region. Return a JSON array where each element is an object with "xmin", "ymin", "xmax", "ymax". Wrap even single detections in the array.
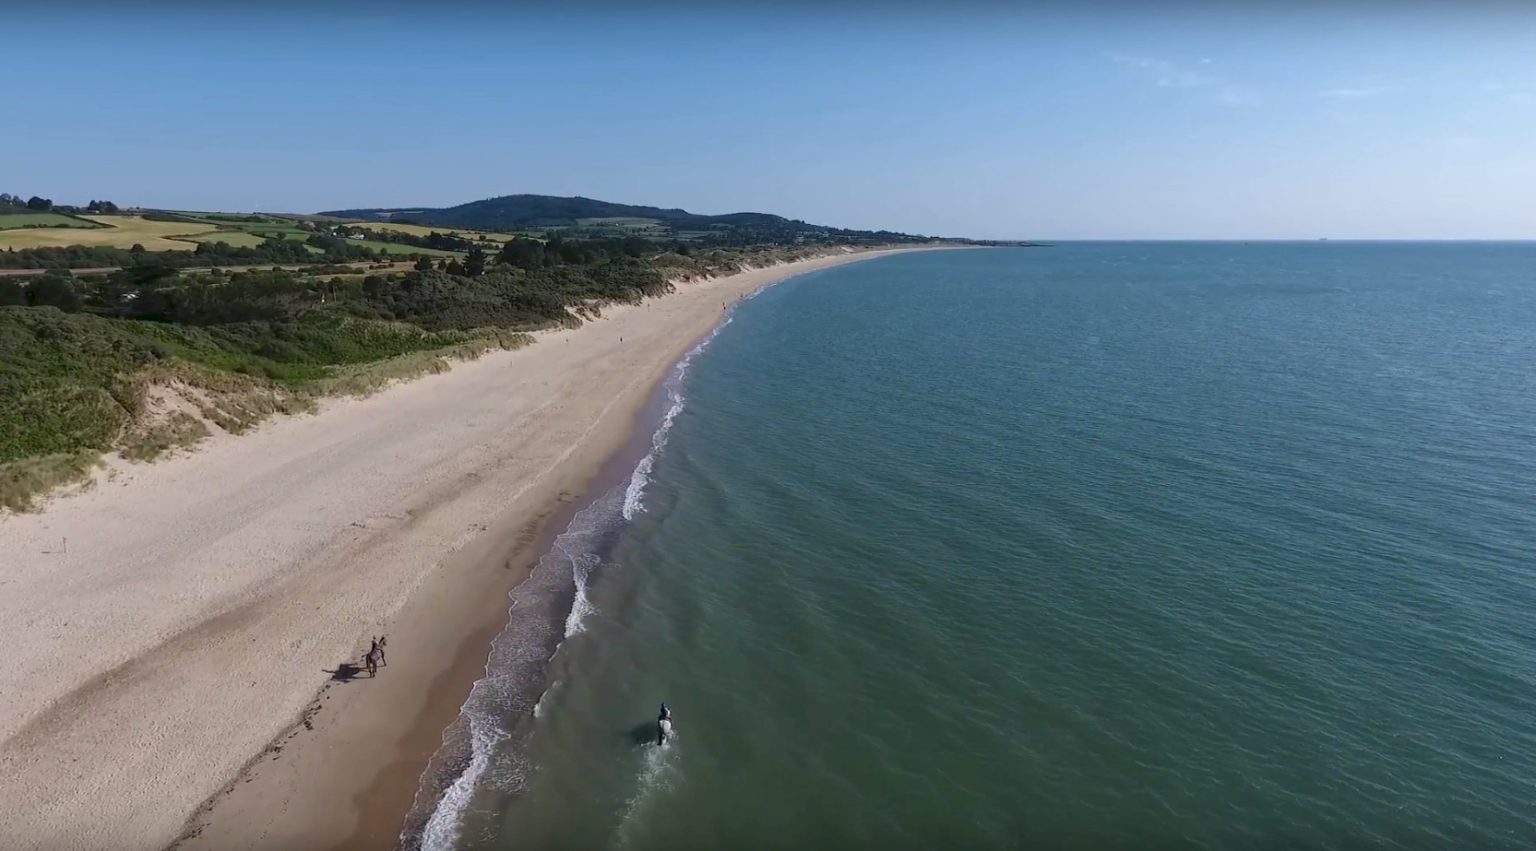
[{"xmin": 0, "ymin": 248, "xmax": 926, "ymax": 851}]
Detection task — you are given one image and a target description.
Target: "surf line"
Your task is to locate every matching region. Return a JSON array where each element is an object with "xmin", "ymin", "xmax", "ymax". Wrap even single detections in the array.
[{"xmin": 406, "ymin": 283, "xmax": 774, "ymax": 851}]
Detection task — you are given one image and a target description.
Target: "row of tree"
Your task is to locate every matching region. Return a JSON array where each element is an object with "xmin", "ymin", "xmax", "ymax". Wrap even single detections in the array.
[
  {"xmin": 0, "ymin": 194, "xmax": 121, "ymax": 214},
  {"xmin": 1, "ymin": 234, "xmax": 385, "ymax": 270}
]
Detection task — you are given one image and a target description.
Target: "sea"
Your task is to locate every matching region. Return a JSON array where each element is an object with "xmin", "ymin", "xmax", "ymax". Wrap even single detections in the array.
[{"xmin": 404, "ymin": 243, "xmax": 1536, "ymax": 851}]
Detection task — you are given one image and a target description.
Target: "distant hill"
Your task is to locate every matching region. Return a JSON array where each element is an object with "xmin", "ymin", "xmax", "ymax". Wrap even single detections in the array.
[{"xmin": 319, "ymin": 194, "xmax": 947, "ymax": 246}]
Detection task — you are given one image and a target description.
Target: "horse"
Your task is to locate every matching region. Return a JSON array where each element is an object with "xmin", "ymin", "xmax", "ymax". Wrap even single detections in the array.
[{"xmin": 656, "ymin": 703, "xmax": 673, "ymax": 746}]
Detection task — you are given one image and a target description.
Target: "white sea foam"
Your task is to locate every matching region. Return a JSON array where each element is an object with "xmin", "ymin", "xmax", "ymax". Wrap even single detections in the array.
[
  {"xmin": 530, "ymin": 684, "xmax": 552, "ymax": 719},
  {"xmin": 622, "ymin": 315, "xmax": 731, "ymax": 521},
  {"xmin": 561, "ymin": 545, "xmax": 602, "ymax": 638},
  {"xmin": 419, "ymin": 713, "xmax": 505, "ymax": 851},
  {"xmin": 411, "ymin": 290, "xmax": 770, "ymax": 850},
  {"xmin": 616, "ymin": 735, "xmax": 679, "ymax": 846},
  {"xmin": 410, "ymin": 493, "xmax": 622, "ymax": 850}
]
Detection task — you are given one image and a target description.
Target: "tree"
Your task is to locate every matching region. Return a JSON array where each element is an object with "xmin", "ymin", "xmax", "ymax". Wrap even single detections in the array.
[
  {"xmin": 0, "ymin": 280, "xmax": 24, "ymax": 306},
  {"xmin": 26, "ymin": 273, "xmax": 81, "ymax": 311},
  {"xmin": 543, "ymin": 235, "xmax": 565, "ymax": 267},
  {"xmin": 445, "ymin": 259, "xmax": 467, "ymax": 276},
  {"xmin": 413, "ymin": 255, "xmax": 435, "ymax": 272},
  {"xmin": 436, "ymin": 259, "xmax": 449, "ymax": 272},
  {"xmin": 26, "ymin": 196, "xmax": 53, "ymax": 211},
  {"xmin": 499, "ymin": 237, "xmax": 543, "ymax": 271},
  {"xmin": 464, "ymin": 245, "xmax": 487, "ymax": 277}
]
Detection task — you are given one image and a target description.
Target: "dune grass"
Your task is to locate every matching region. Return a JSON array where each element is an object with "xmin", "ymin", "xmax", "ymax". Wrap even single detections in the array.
[
  {"xmin": 0, "ymin": 450, "xmax": 100, "ymax": 513},
  {"xmin": 305, "ymin": 330, "xmax": 534, "ymax": 397},
  {"xmin": 0, "ymin": 305, "xmax": 536, "ymax": 510}
]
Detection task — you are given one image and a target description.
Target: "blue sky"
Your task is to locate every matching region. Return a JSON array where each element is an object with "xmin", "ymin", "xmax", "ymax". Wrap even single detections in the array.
[{"xmin": 8, "ymin": 4, "xmax": 1535, "ymax": 239}]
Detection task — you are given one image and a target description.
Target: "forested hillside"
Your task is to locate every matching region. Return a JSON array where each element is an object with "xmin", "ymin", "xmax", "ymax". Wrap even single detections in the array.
[{"xmin": 321, "ymin": 194, "xmax": 952, "ymax": 246}]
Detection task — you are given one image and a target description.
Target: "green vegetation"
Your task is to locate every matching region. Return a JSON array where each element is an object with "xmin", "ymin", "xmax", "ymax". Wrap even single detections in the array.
[
  {"xmin": 1, "ymin": 232, "xmax": 391, "ymax": 270},
  {"xmin": 189, "ymin": 231, "xmax": 269, "ymax": 248},
  {"xmin": 0, "ymin": 212, "xmax": 103, "ymax": 230},
  {"xmin": 0, "ymin": 215, "xmax": 231, "ymax": 251},
  {"xmin": 349, "ymin": 221, "xmax": 522, "ymax": 242},
  {"xmin": 0, "ymin": 451, "xmax": 100, "ymax": 514},
  {"xmin": 347, "ymin": 238, "xmax": 461, "ymax": 257},
  {"xmin": 0, "ymin": 233, "xmax": 839, "ymax": 510},
  {"xmin": 320, "ymin": 194, "xmax": 959, "ymax": 247},
  {"xmin": 0, "ymin": 188, "xmax": 979, "ymax": 510}
]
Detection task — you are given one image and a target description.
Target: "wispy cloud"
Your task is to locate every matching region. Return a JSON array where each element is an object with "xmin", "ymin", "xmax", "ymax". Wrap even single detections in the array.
[
  {"xmin": 1320, "ymin": 86, "xmax": 1393, "ymax": 99},
  {"xmin": 1109, "ymin": 54, "xmax": 1260, "ymax": 106}
]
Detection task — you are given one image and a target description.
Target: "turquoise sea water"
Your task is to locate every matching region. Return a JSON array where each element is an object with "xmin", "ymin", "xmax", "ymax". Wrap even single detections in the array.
[{"xmin": 413, "ymin": 244, "xmax": 1536, "ymax": 850}]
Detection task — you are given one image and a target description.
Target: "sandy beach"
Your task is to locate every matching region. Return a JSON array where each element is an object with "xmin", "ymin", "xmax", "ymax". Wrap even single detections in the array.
[{"xmin": 0, "ymin": 248, "xmax": 927, "ymax": 851}]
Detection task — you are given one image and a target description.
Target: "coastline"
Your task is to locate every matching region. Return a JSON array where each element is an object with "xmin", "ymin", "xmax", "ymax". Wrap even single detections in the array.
[{"xmin": 0, "ymin": 246, "xmax": 938, "ymax": 851}]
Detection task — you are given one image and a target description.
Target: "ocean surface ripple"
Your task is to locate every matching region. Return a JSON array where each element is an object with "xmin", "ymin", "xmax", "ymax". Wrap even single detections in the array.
[{"xmin": 420, "ymin": 244, "xmax": 1536, "ymax": 850}]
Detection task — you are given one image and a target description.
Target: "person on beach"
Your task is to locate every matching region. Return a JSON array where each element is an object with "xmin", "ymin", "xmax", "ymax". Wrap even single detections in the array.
[
  {"xmin": 369, "ymin": 636, "xmax": 387, "ymax": 667},
  {"xmin": 363, "ymin": 646, "xmax": 378, "ymax": 677}
]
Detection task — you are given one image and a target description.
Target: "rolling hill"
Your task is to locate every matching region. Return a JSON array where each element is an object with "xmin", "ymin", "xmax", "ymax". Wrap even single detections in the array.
[{"xmin": 319, "ymin": 194, "xmax": 946, "ymax": 246}]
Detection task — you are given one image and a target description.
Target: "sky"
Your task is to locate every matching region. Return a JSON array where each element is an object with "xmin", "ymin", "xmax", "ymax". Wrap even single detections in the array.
[{"xmin": 8, "ymin": 3, "xmax": 1536, "ymax": 240}]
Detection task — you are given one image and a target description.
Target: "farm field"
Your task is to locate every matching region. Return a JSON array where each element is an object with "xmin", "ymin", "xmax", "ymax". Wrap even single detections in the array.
[
  {"xmin": 0, "ymin": 212, "xmax": 103, "ymax": 230},
  {"xmin": 1, "ymin": 209, "xmax": 484, "ymax": 257},
  {"xmin": 348, "ymin": 239, "xmax": 462, "ymax": 257},
  {"xmin": 167, "ymin": 212, "xmax": 310, "ymax": 235},
  {"xmin": 189, "ymin": 231, "xmax": 269, "ymax": 248},
  {"xmin": 0, "ymin": 215, "xmax": 217, "ymax": 250},
  {"xmin": 346, "ymin": 221, "xmax": 521, "ymax": 242},
  {"xmin": 575, "ymin": 216, "xmax": 666, "ymax": 230}
]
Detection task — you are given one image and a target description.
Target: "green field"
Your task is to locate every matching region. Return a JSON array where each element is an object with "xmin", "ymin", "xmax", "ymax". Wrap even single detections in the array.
[
  {"xmin": 0, "ymin": 215, "xmax": 225, "ymax": 251},
  {"xmin": 576, "ymin": 216, "xmax": 666, "ymax": 229},
  {"xmin": 347, "ymin": 221, "xmax": 520, "ymax": 242},
  {"xmin": 0, "ymin": 212, "xmax": 102, "ymax": 231},
  {"xmin": 166, "ymin": 212, "xmax": 309, "ymax": 234},
  {"xmin": 349, "ymin": 239, "xmax": 463, "ymax": 257},
  {"xmin": 189, "ymin": 231, "xmax": 270, "ymax": 248},
  {"xmin": 0, "ymin": 210, "xmax": 326, "ymax": 253}
]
